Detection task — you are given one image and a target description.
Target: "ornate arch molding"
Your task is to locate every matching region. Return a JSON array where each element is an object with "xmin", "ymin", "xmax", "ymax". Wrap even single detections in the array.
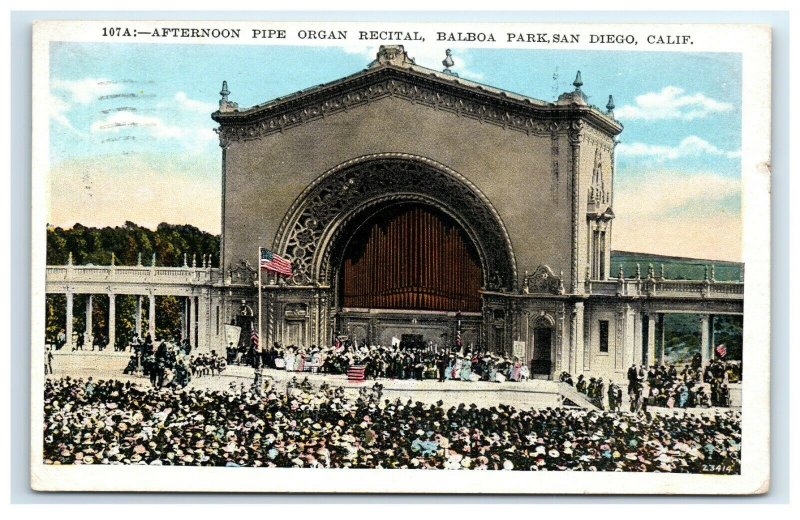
[
  {"xmin": 532, "ymin": 312, "xmax": 556, "ymax": 329},
  {"xmin": 273, "ymin": 153, "xmax": 517, "ymax": 289}
]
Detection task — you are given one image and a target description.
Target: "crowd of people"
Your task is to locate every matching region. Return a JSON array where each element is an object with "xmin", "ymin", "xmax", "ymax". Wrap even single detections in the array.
[
  {"xmin": 559, "ymin": 354, "xmax": 740, "ymax": 412},
  {"xmin": 260, "ymin": 342, "xmax": 530, "ymax": 383},
  {"xmin": 42, "ymin": 376, "xmax": 741, "ymax": 473},
  {"xmin": 120, "ymin": 333, "xmax": 226, "ymax": 389}
]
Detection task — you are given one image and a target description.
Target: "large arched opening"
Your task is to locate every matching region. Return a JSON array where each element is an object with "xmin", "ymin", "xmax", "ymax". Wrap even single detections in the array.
[{"xmin": 271, "ymin": 153, "xmax": 517, "ymax": 349}]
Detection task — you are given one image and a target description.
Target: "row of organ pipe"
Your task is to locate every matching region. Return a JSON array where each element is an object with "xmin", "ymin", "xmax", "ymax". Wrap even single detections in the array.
[{"xmin": 340, "ymin": 204, "xmax": 482, "ymax": 312}]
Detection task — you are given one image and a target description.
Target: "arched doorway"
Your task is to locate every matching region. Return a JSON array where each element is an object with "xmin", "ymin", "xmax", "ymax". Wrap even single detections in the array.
[
  {"xmin": 531, "ymin": 315, "xmax": 555, "ymax": 376},
  {"xmin": 338, "ymin": 202, "xmax": 482, "ymax": 312}
]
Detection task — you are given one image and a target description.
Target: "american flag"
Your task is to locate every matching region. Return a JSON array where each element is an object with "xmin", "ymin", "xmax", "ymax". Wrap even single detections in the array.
[
  {"xmin": 715, "ymin": 344, "xmax": 727, "ymax": 358},
  {"xmin": 251, "ymin": 328, "xmax": 259, "ymax": 349},
  {"xmin": 260, "ymin": 248, "xmax": 293, "ymax": 277},
  {"xmin": 455, "ymin": 311, "xmax": 463, "ymax": 349}
]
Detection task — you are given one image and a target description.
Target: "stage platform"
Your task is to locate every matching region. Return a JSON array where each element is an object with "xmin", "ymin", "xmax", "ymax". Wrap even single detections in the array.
[{"xmin": 46, "ymin": 351, "xmax": 740, "ymax": 412}]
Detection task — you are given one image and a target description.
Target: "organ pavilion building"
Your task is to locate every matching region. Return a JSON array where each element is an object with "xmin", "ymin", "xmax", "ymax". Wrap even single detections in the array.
[
  {"xmin": 216, "ymin": 43, "xmax": 623, "ymax": 377},
  {"xmin": 46, "ymin": 45, "xmax": 744, "ymax": 382}
]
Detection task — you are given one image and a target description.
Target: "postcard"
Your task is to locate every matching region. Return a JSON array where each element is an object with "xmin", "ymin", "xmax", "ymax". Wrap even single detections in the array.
[{"xmin": 31, "ymin": 19, "xmax": 771, "ymax": 493}]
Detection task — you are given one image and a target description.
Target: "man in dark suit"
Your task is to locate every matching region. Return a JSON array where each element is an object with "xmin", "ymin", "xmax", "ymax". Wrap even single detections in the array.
[{"xmin": 436, "ymin": 351, "xmax": 447, "ymax": 382}]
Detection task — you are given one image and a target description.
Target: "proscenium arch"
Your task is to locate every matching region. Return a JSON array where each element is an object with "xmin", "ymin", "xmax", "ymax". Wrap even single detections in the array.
[
  {"xmin": 320, "ymin": 194, "xmax": 487, "ymax": 293},
  {"xmin": 273, "ymin": 153, "xmax": 517, "ymax": 289}
]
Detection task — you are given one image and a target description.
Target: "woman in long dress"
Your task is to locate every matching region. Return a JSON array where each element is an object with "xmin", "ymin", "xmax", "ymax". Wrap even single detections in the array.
[
  {"xmin": 452, "ymin": 357, "xmax": 462, "ymax": 380},
  {"xmin": 511, "ymin": 358, "xmax": 522, "ymax": 382},
  {"xmin": 284, "ymin": 348, "xmax": 296, "ymax": 372},
  {"xmin": 460, "ymin": 356, "xmax": 472, "ymax": 381}
]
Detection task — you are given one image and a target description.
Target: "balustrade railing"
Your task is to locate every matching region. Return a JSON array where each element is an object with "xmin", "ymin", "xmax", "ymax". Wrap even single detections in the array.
[
  {"xmin": 46, "ymin": 265, "xmax": 219, "ymax": 285},
  {"xmin": 585, "ymin": 277, "xmax": 743, "ymax": 298}
]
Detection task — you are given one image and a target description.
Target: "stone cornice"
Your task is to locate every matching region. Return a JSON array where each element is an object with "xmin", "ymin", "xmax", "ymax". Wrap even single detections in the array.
[{"xmin": 212, "ymin": 66, "xmax": 623, "ymax": 146}]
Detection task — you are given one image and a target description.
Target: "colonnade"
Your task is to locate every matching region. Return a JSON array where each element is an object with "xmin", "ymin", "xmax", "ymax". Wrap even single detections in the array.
[{"xmin": 59, "ymin": 291, "xmax": 203, "ymax": 350}]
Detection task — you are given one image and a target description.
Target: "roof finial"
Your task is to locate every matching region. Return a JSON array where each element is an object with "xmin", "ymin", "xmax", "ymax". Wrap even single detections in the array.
[
  {"xmin": 618, "ymin": 265, "xmax": 625, "ymax": 281},
  {"xmin": 111, "ymin": 252, "xmax": 116, "ymax": 266},
  {"xmin": 218, "ymin": 81, "xmax": 238, "ymax": 112},
  {"xmin": 442, "ymin": 49, "xmax": 458, "ymax": 77},
  {"xmin": 183, "ymin": 253, "xmax": 188, "ymax": 267},
  {"xmin": 151, "ymin": 252, "xmax": 157, "ymax": 267},
  {"xmin": 606, "ymin": 94, "xmax": 615, "ymax": 114},
  {"xmin": 137, "ymin": 252, "xmax": 142, "ymax": 266},
  {"xmin": 68, "ymin": 252, "xmax": 73, "ymax": 266},
  {"xmin": 573, "ymin": 70, "xmax": 583, "ymax": 91}
]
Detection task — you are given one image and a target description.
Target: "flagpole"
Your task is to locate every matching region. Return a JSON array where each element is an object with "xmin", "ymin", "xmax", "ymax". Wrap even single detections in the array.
[
  {"xmin": 257, "ymin": 246, "xmax": 263, "ymax": 366},
  {"xmin": 255, "ymin": 246, "xmax": 263, "ymax": 393}
]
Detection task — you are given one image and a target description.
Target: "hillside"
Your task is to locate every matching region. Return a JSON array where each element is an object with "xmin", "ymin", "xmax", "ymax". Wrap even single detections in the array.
[{"xmin": 610, "ymin": 250, "xmax": 743, "ymax": 282}]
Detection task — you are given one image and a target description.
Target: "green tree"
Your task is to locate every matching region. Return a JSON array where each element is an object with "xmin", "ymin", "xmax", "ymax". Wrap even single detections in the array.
[{"xmin": 44, "ymin": 222, "xmax": 220, "ymax": 343}]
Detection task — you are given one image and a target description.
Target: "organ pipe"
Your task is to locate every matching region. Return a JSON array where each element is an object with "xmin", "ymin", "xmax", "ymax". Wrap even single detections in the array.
[{"xmin": 340, "ymin": 204, "xmax": 481, "ymax": 312}]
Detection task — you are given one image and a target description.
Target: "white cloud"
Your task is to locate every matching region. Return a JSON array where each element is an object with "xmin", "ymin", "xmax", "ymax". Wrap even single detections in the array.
[
  {"xmin": 613, "ymin": 172, "xmax": 741, "ymax": 261},
  {"xmin": 49, "ymin": 93, "xmax": 82, "ymax": 135},
  {"xmin": 615, "ymin": 86, "xmax": 733, "ymax": 121},
  {"xmin": 341, "ymin": 44, "xmax": 485, "ymax": 81},
  {"xmin": 174, "ymin": 91, "xmax": 217, "ymax": 113},
  {"xmin": 90, "ymin": 110, "xmax": 185, "ymax": 138},
  {"xmin": 616, "ymin": 135, "xmax": 741, "ymax": 161},
  {"xmin": 51, "ymin": 78, "xmax": 124, "ymax": 104},
  {"xmin": 88, "ymin": 111, "xmax": 217, "ymax": 150}
]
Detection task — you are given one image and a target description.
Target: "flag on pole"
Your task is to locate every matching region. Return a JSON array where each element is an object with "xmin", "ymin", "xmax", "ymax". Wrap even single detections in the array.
[
  {"xmin": 455, "ymin": 311, "xmax": 463, "ymax": 349},
  {"xmin": 715, "ymin": 344, "xmax": 727, "ymax": 358},
  {"xmin": 260, "ymin": 248, "xmax": 293, "ymax": 277}
]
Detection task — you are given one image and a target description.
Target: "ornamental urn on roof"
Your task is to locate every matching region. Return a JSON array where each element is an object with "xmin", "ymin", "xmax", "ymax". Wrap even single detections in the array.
[{"xmin": 368, "ymin": 45, "xmax": 416, "ymax": 68}]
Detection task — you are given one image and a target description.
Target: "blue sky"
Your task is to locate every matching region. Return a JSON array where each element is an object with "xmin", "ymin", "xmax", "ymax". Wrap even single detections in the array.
[{"xmin": 48, "ymin": 42, "xmax": 743, "ymax": 261}]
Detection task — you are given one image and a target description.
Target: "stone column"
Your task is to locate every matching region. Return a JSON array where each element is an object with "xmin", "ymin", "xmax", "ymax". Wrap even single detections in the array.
[
  {"xmin": 108, "ymin": 293, "xmax": 116, "ymax": 351},
  {"xmin": 709, "ymin": 314, "xmax": 716, "ymax": 359},
  {"xmin": 197, "ymin": 292, "xmax": 208, "ymax": 352},
  {"xmin": 65, "ymin": 291, "xmax": 74, "ymax": 350},
  {"xmin": 180, "ymin": 297, "xmax": 187, "ymax": 341},
  {"xmin": 623, "ymin": 304, "xmax": 637, "ymax": 368},
  {"xmin": 657, "ymin": 313, "xmax": 665, "ymax": 365},
  {"xmin": 148, "ymin": 293, "xmax": 156, "ymax": 339},
  {"xmin": 568, "ymin": 126, "xmax": 584, "ymax": 293},
  {"xmin": 190, "ymin": 295, "xmax": 197, "ymax": 350},
  {"xmin": 646, "ymin": 314, "xmax": 656, "ymax": 366},
  {"xmin": 570, "ymin": 302, "xmax": 584, "ymax": 374},
  {"xmin": 700, "ymin": 314, "xmax": 710, "ymax": 364},
  {"xmin": 85, "ymin": 294, "xmax": 93, "ymax": 348},
  {"xmin": 135, "ymin": 295, "xmax": 142, "ymax": 338},
  {"xmin": 633, "ymin": 312, "xmax": 643, "ymax": 365}
]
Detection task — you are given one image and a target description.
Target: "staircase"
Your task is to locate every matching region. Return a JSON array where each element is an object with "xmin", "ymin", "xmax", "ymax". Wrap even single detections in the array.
[{"xmin": 557, "ymin": 382, "xmax": 600, "ymax": 411}]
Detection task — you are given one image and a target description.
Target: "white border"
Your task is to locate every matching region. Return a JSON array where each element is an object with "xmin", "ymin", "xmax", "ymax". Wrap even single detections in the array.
[{"xmin": 29, "ymin": 19, "xmax": 772, "ymax": 494}]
